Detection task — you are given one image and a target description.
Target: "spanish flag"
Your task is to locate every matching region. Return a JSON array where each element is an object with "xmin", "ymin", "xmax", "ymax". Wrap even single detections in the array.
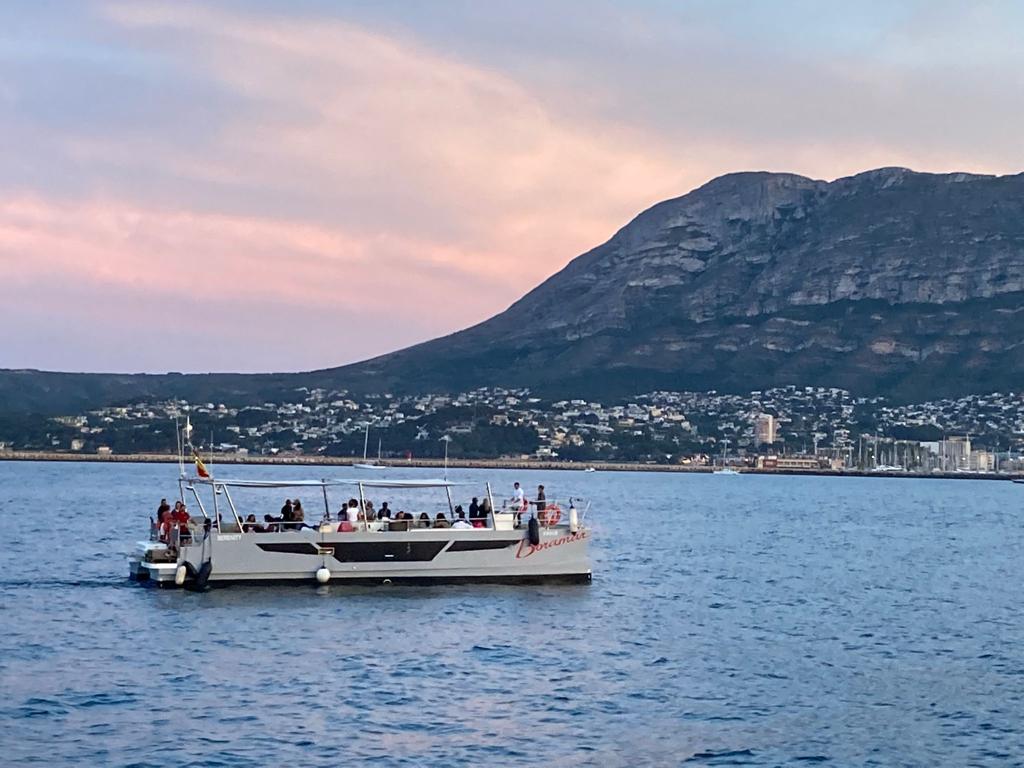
[{"xmin": 193, "ymin": 450, "xmax": 210, "ymax": 479}]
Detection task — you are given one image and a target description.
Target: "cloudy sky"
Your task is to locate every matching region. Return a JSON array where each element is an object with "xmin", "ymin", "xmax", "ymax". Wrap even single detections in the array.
[{"xmin": 2, "ymin": 1, "xmax": 1022, "ymax": 373}]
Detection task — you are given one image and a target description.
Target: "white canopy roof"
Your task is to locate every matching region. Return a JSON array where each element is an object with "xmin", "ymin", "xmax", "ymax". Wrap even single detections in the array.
[{"xmin": 186, "ymin": 477, "xmax": 471, "ymax": 489}]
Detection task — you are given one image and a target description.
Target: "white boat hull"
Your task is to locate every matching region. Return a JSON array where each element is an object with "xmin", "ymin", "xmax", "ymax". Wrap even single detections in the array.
[{"xmin": 130, "ymin": 525, "xmax": 591, "ymax": 587}]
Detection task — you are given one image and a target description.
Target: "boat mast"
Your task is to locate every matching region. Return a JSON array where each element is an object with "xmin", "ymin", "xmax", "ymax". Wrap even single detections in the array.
[{"xmin": 363, "ymin": 423, "xmax": 370, "ymax": 462}]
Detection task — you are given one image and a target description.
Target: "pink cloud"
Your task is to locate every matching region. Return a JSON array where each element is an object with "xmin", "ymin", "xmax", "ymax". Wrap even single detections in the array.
[{"xmin": 4, "ymin": 1, "xmax": 1017, "ymax": 373}]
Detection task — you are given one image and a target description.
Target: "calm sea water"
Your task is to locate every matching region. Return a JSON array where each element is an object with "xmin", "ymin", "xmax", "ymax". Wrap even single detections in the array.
[{"xmin": 1, "ymin": 461, "xmax": 1022, "ymax": 767}]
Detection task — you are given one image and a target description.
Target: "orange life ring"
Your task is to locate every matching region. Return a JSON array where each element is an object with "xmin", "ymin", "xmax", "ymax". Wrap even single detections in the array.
[{"xmin": 541, "ymin": 504, "xmax": 562, "ymax": 527}]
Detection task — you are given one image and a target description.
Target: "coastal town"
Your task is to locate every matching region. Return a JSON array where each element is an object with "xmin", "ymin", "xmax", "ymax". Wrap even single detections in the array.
[{"xmin": 4, "ymin": 385, "xmax": 1024, "ymax": 474}]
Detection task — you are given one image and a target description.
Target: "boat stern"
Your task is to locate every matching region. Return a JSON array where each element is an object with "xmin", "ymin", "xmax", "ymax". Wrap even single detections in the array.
[{"xmin": 128, "ymin": 541, "xmax": 181, "ymax": 586}]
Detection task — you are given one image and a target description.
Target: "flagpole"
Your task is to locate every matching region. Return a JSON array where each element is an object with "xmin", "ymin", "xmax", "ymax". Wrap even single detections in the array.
[{"xmin": 175, "ymin": 413, "xmax": 185, "ymax": 480}]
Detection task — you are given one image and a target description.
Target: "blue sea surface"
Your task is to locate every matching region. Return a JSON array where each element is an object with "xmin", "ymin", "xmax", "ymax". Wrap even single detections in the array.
[{"xmin": 1, "ymin": 461, "xmax": 1023, "ymax": 766}]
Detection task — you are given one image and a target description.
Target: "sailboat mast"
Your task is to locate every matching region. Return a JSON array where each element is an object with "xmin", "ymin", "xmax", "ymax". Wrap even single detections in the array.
[{"xmin": 363, "ymin": 423, "xmax": 370, "ymax": 461}]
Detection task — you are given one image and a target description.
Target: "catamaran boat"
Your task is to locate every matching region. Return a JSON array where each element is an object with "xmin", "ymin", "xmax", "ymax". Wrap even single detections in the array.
[{"xmin": 129, "ymin": 476, "xmax": 592, "ymax": 589}]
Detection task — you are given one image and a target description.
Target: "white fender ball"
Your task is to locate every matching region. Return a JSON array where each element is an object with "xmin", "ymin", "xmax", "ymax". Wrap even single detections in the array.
[
  {"xmin": 315, "ymin": 567, "xmax": 331, "ymax": 584},
  {"xmin": 174, "ymin": 564, "xmax": 187, "ymax": 586}
]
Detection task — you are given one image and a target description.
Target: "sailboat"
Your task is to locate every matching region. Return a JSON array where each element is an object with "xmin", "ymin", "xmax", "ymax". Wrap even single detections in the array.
[
  {"xmin": 354, "ymin": 424, "xmax": 387, "ymax": 470},
  {"xmin": 713, "ymin": 438, "xmax": 740, "ymax": 475}
]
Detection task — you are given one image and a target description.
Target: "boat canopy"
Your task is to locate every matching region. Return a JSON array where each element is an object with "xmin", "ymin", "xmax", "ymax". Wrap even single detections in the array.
[{"xmin": 186, "ymin": 477, "xmax": 471, "ymax": 489}]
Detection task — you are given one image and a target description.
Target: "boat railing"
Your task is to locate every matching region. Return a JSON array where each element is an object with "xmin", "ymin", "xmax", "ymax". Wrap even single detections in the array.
[
  {"xmin": 150, "ymin": 492, "xmax": 589, "ymax": 541},
  {"xmin": 182, "ymin": 505, "xmax": 589, "ymax": 536},
  {"xmin": 151, "ymin": 518, "xmax": 208, "ymax": 546},
  {"xmin": 497, "ymin": 497, "xmax": 590, "ymax": 521}
]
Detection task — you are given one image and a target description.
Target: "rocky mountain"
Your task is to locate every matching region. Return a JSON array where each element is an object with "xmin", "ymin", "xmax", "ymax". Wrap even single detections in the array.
[
  {"xmin": 337, "ymin": 167, "xmax": 1024, "ymax": 401},
  {"xmin": 3, "ymin": 167, "xmax": 1024, "ymax": 414}
]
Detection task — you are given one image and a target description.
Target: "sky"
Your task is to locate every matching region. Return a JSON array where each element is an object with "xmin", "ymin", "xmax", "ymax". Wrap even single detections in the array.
[{"xmin": 2, "ymin": 1, "xmax": 1022, "ymax": 374}]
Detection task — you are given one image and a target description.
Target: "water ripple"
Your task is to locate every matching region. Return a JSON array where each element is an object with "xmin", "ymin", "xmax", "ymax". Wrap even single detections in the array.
[{"xmin": 1, "ymin": 465, "xmax": 1023, "ymax": 766}]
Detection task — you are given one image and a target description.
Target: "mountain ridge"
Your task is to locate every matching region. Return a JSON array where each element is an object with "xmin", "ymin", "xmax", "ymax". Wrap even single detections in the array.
[{"xmin": 3, "ymin": 166, "xmax": 1024, "ymax": 414}]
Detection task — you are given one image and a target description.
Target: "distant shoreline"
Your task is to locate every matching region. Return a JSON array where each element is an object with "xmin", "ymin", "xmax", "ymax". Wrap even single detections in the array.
[{"xmin": 0, "ymin": 451, "xmax": 1018, "ymax": 481}]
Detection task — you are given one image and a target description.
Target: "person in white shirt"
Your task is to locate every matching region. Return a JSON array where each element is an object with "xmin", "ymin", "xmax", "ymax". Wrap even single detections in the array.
[
  {"xmin": 346, "ymin": 499, "xmax": 360, "ymax": 524},
  {"xmin": 512, "ymin": 482, "xmax": 524, "ymax": 506},
  {"xmin": 452, "ymin": 517, "xmax": 472, "ymax": 529},
  {"xmin": 511, "ymin": 482, "xmax": 526, "ymax": 527}
]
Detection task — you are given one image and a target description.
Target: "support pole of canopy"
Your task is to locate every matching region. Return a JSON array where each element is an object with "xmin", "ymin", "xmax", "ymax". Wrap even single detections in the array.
[
  {"xmin": 358, "ymin": 482, "xmax": 366, "ymax": 531},
  {"xmin": 321, "ymin": 479, "xmax": 330, "ymax": 522},
  {"xmin": 187, "ymin": 484, "xmax": 208, "ymax": 520},
  {"xmin": 222, "ymin": 484, "xmax": 243, "ymax": 531},
  {"xmin": 486, "ymin": 482, "xmax": 495, "ymax": 528}
]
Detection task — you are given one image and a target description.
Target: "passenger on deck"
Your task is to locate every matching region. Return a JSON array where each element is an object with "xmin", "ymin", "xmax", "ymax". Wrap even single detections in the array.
[
  {"xmin": 468, "ymin": 497, "xmax": 480, "ymax": 520},
  {"xmin": 512, "ymin": 482, "xmax": 524, "ymax": 506},
  {"xmin": 536, "ymin": 485, "xmax": 546, "ymax": 512},
  {"xmin": 155, "ymin": 503, "xmax": 169, "ymax": 540},
  {"xmin": 264, "ymin": 514, "xmax": 279, "ymax": 533},
  {"xmin": 512, "ymin": 482, "xmax": 526, "ymax": 527},
  {"xmin": 433, "ymin": 512, "xmax": 450, "ymax": 529},
  {"xmin": 389, "ymin": 511, "xmax": 409, "ymax": 531},
  {"xmin": 175, "ymin": 507, "xmax": 191, "ymax": 544},
  {"xmin": 379, "ymin": 502, "xmax": 391, "ymax": 519},
  {"xmin": 292, "ymin": 500, "xmax": 305, "ymax": 529},
  {"xmin": 479, "ymin": 496, "xmax": 492, "ymax": 517},
  {"xmin": 416, "ymin": 512, "xmax": 431, "ymax": 529},
  {"xmin": 281, "ymin": 499, "xmax": 294, "ymax": 529},
  {"xmin": 157, "ymin": 498, "xmax": 170, "ymax": 520},
  {"xmin": 364, "ymin": 500, "xmax": 376, "ymax": 521},
  {"xmin": 242, "ymin": 514, "xmax": 257, "ymax": 533},
  {"xmin": 158, "ymin": 510, "xmax": 172, "ymax": 543},
  {"xmin": 346, "ymin": 499, "xmax": 360, "ymax": 525},
  {"xmin": 452, "ymin": 511, "xmax": 472, "ymax": 529}
]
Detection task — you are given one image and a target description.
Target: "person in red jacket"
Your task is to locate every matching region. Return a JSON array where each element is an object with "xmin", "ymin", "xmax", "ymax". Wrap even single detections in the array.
[{"xmin": 175, "ymin": 503, "xmax": 192, "ymax": 544}]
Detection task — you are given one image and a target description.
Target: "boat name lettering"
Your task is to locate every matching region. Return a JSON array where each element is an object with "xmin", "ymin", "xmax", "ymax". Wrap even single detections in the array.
[
  {"xmin": 515, "ymin": 530, "xmax": 587, "ymax": 559},
  {"xmin": 217, "ymin": 534, "xmax": 242, "ymax": 542}
]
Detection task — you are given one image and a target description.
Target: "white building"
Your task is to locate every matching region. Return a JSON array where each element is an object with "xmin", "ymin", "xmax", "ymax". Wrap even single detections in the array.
[{"xmin": 755, "ymin": 414, "xmax": 777, "ymax": 445}]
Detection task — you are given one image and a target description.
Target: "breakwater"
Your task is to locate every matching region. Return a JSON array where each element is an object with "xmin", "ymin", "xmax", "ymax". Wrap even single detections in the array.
[{"xmin": 0, "ymin": 450, "xmax": 1017, "ymax": 481}]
